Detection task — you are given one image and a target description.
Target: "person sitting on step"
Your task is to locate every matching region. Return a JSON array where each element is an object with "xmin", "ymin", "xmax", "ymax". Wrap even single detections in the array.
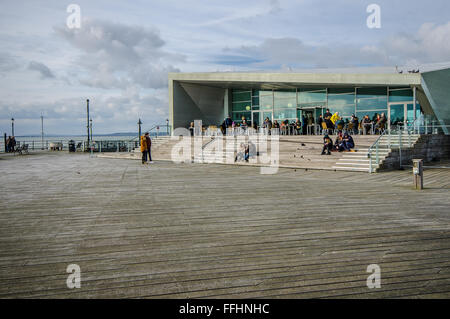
[
  {"xmin": 342, "ymin": 132, "xmax": 355, "ymax": 152},
  {"xmin": 321, "ymin": 134, "xmax": 333, "ymax": 155},
  {"xmin": 335, "ymin": 132, "xmax": 345, "ymax": 152}
]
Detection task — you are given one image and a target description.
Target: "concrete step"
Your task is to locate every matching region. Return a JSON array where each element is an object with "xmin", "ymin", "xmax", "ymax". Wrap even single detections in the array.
[{"xmin": 332, "ymin": 166, "xmax": 372, "ymax": 172}]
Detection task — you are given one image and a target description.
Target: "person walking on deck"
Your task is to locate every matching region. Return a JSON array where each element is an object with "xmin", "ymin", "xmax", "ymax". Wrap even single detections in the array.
[
  {"xmin": 140, "ymin": 132, "xmax": 149, "ymax": 164},
  {"xmin": 145, "ymin": 132, "xmax": 153, "ymax": 163}
]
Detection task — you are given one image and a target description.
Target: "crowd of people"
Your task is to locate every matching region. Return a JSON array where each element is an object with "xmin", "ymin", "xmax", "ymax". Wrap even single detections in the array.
[
  {"xmin": 207, "ymin": 110, "xmax": 389, "ymax": 136},
  {"xmin": 321, "ymin": 132, "xmax": 355, "ymax": 155},
  {"xmin": 5, "ymin": 136, "xmax": 17, "ymax": 152}
]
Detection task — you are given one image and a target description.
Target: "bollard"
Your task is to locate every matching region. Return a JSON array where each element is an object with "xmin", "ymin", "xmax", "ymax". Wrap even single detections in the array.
[{"xmin": 413, "ymin": 159, "xmax": 424, "ymax": 190}]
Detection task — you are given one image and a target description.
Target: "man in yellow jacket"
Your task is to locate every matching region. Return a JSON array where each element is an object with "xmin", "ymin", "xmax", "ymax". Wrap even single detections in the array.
[{"xmin": 140, "ymin": 132, "xmax": 149, "ymax": 164}]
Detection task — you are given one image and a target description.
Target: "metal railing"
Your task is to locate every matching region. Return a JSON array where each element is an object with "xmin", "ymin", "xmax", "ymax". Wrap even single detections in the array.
[
  {"xmin": 368, "ymin": 129, "xmax": 390, "ymax": 173},
  {"xmin": 129, "ymin": 124, "xmax": 171, "ymax": 142},
  {"xmin": 367, "ymin": 128, "xmax": 426, "ymax": 173},
  {"xmin": 0, "ymin": 139, "xmax": 140, "ymax": 153}
]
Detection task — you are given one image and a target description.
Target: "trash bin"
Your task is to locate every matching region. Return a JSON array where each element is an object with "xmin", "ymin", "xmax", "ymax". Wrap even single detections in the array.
[{"xmin": 68, "ymin": 140, "xmax": 76, "ymax": 152}]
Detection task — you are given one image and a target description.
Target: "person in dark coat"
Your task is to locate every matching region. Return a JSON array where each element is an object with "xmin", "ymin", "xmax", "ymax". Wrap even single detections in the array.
[
  {"xmin": 225, "ymin": 116, "xmax": 233, "ymax": 128},
  {"xmin": 6, "ymin": 136, "xmax": 11, "ymax": 153},
  {"xmin": 9, "ymin": 136, "xmax": 16, "ymax": 152},
  {"xmin": 301, "ymin": 115, "xmax": 307, "ymax": 135},
  {"xmin": 321, "ymin": 134, "xmax": 333, "ymax": 155},
  {"xmin": 145, "ymin": 133, "xmax": 153, "ymax": 163},
  {"xmin": 342, "ymin": 132, "xmax": 355, "ymax": 151},
  {"xmin": 351, "ymin": 114, "xmax": 359, "ymax": 135}
]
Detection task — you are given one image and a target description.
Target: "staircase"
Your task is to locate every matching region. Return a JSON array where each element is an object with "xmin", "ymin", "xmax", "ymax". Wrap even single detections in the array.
[
  {"xmin": 196, "ymin": 136, "xmax": 267, "ymax": 164},
  {"xmin": 333, "ymin": 132, "xmax": 422, "ymax": 172}
]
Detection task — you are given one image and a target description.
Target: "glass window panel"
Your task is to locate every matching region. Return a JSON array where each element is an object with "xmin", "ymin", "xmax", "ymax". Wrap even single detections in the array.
[
  {"xmin": 232, "ymin": 102, "xmax": 251, "ymax": 112},
  {"xmin": 232, "ymin": 90, "xmax": 251, "ymax": 102},
  {"xmin": 298, "ymin": 103, "xmax": 327, "ymax": 108},
  {"xmin": 328, "ymin": 94, "xmax": 355, "ymax": 107},
  {"xmin": 356, "ymin": 111, "xmax": 386, "ymax": 121},
  {"xmin": 327, "ymin": 104, "xmax": 355, "ymax": 118},
  {"xmin": 231, "ymin": 112, "xmax": 251, "ymax": 122},
  {"xmin": 298, "ymin": 87, "xmax": 326, "ymax": 92},
  {"xmin": 252, "ymin": 97, "xmax": 259, "ymax": 106},
  {"xmin": 328, "ymin": 88, "xmax": 355, "ymax": 94},
  {"xmin": 274, "ymin": 100, "xmax": 296, "ymax": 108},
  {"xmin": 389, "ymin": 89, "xmax": 413, "ymax": 102},
  {"xmin": 357, "ymin": 87, "xmax": 387, "ymax": 97},
  {"xmin": 356, "ymin": 97, "xmax": 388, "ymax": 110},
  {"xmin": 274, "ymin": 90, "xmax": 296, "ymax": 98},
  {"xmin": 298, "ymin": 90, "xmax": 326, "ymax": 104},
  {"xmin": 259, "ymin": 90, "xmax": 273, "ymax": 96},
  {"xmin": 274, "ymin": 109, "xmax": 296, "ymax": 120},
  {"xmin": 389, "ymin": 104, "xmax": 405, "ymax": 125},
  {"xmin": 260, "ymin": 95, "xmax": 273, "ymax": 110}
]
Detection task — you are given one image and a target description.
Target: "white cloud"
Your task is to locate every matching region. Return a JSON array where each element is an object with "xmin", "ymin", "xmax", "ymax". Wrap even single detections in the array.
[{"xmin": 54, "ymin": 18, "xmax": 184, "ymax": 89}]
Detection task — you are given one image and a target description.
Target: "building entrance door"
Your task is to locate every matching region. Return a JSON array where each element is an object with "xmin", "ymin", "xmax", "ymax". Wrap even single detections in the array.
[{"xmin": 251, "ymin": 111, "xmax": 260, "ymax": 128}]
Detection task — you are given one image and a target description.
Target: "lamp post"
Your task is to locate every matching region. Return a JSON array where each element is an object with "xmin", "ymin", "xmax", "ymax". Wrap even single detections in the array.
[
  {"xmin": 41, "ymin": 115, "xmax": 44, "ymax": 150},
  {"xmin": 86, "ymin": 99, "xmax": 90, "ymax": 146},
  {"xmin": 90, "ymin": 118, "xmax": 93, "ymax": 142},
  {"xmin": 11, "ymin": 118, "xmax": 14, "ymax": 136},
  {"xmin": 166, "ymin": 118, "xmax": 169, "ymax": 135},
  {"xmin": 138, "ymin": 118, "xmax": 142, "ymax": 146}
]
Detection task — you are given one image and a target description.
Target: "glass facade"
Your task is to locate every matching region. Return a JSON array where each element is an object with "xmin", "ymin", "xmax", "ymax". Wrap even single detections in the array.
[{"xmin": 231, "ymin": 86, "xmax": 417, "ymax": 124}]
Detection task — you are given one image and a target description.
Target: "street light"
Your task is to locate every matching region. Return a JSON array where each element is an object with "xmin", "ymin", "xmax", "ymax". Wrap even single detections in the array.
[
  {"xmin": 89, "ymin": 118, "xmax": 93, "ymax": 142},
  {"xmin": 11, "ymin": 118, "xmax": 14, "ymax": 136},
  {"xmin": 86, "ymin": 99, "xmax": 90, "ymax": 146},
  {"xmin": 138, "ymin": 118, "xmax": 142, "ymax": 146}
]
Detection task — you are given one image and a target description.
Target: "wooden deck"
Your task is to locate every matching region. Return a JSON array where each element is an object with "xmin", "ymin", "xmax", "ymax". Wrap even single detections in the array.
[{"xmin": 0, "ymin": 152, "xmax": 450, "ymax": 298}]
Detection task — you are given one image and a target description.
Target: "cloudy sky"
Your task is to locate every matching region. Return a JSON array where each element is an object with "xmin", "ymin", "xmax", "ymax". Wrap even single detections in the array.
[{"xmin": 1, "ymin": 0, "xmax": 450, "ymax": 135}]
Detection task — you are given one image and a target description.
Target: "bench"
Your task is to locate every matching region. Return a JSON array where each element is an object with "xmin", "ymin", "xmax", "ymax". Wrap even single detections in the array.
[{"xmin": 14, "ymin": 144, "xmax": 29, "ymax": 155}]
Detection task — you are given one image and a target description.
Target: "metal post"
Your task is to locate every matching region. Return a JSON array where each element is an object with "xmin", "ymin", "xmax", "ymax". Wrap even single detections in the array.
[
  {"xmin": 90, "ymin": 118, "xmax": 93, "ymax": 143},
  {"xmin": 86, "ymin": 99, "xmax": 90, "ymax": 146},
  {"xmin": 41, "ymin": 115, "xmax": 44, "ymax": 150},
  {"xmin": 408, "ymin": 131, "xmax": 411, "ymax": 148},
  {"xmin": 399, "ymin": 133, "xmax": 402, "ymax": 169},
  {"xmin": 166, "ymin": 119, "xmax": 169, "ymax": 136},
  {"xmin": 3, "ymin": 133, "xmax": 6, "ymax": 152},
  {"xmin": 376, "ymin": 143, "xmax": 379, "ymax": 165},
  {"xmin": 413, "ymin": 159, "xmax": 423, "ymax": 190},
  {"xmin": 138, "ymin": 119, "xmax": 142, "ymax": 146},
  {"xmin": 413, "ymin": 86, "xmax": 417, "ymax": 123},
  {"xmin": 11, "ymin": 118, "xmax": 14, "ymax": 136}
]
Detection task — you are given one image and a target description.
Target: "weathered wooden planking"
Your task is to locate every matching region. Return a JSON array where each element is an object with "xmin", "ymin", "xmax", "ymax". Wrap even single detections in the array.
[{"xmin": 0, "ymin": 153, "xmax": 449, "ymax": 298}]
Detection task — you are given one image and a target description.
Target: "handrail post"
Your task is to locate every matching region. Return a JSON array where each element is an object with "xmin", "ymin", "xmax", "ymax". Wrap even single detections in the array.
[
  {"xmin": 399, "ymin": 133, "xmax": 402, "ymax": 169},
  {"xmin": 388, "ymin": 131, "xmax": 391, "ymax": 148},
  {"xmin": 376, "ymin": 143, "xmax": 379, "ymax": 165},
  {"xmin": 369, "ymin": 151, "xmax": 372, "ymax": 173}
]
